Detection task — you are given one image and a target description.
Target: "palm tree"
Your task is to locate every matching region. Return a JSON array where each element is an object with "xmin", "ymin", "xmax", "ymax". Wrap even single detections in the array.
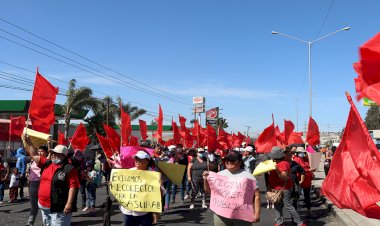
[
  {"xmin": 116, "ymin": 96, "xmax": 146, "ymax": 121},
  {"xmin": 216, "ymin": 117, "xmax": 229, "ymax": 129},
  {"xmin": 62, "ymin": 79, "xmax": 98, "ymax": 139}
]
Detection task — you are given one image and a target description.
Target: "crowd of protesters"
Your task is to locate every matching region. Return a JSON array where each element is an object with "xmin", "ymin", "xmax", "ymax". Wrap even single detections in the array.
[{"xmin": 0, "ymin": 135, "xmax": 334, "ymax": 226}]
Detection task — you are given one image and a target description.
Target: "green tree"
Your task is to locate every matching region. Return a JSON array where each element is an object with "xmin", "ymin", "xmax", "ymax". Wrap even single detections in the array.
[
  {"xmin": 62, "ymin": 79, "xmax": 98, "ymax": 139},
  {"xmin": 116, "ymin": 97, "xmax": 146, "ymax": 121},
  {"xmin": 364, "ymin": 105, "xmax": 380, "ymax": 130},
  {"xmin": 216, "ymin": 118, "xmax": 229, "ymax": 129}
]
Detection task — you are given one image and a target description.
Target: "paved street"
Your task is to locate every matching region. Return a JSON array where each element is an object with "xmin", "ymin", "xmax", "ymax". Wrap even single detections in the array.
[{"xmin": 0, "ymin": 167, "xmax": 337, "ymax": 226}]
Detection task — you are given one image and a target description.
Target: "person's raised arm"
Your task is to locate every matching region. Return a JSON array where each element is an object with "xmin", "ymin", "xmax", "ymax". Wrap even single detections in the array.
[{"xmin": 21, "ymin": 134, "xmax": 40, "ymax": 165}]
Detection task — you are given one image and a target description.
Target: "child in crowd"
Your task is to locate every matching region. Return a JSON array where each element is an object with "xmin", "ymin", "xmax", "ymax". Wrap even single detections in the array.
[
  {"xmin": 83, "ymin": 160, "xmax": 97, "ymax": 212},
  {"xmin": 9, "ymin": 168, "xmax": 19, "ymax": 203}
]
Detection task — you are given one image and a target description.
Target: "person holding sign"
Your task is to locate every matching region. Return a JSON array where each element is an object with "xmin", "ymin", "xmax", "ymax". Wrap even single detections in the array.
[
  {"xmin": 268, "ymin": 147, "xmax": 305, "ymax": 226},
  {"xmin": 120, "ymin": 150, "xmax": 157, "ymax": 226},
  {"xmin": 203, "ymin": 150, "xmax": 261, "ymax": 225}
]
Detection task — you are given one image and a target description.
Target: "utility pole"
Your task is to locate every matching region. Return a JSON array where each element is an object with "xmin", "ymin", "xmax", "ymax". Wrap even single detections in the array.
[{"xmin": 245, "ymin": 126, "xmax": 251, "ymax": 137}]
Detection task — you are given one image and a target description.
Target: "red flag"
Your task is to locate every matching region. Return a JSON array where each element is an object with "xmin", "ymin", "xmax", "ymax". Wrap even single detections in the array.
[
  {"xmin": 129, "ymin": 136, "xmax": 139, "ymax": 146},
  {"xmin": 254, "ymin": 122, "xmax": 276, "ymax": 153},
  {"xmin": 70, "ymin": 123, "xmax": 89, "ymax": 151},
  {"xmin": 103, "ymin": 124, "xmax": 120, "ymax": 153},
  {"xmin": 9, "ymin": 116, "xmax": 26, "ymax": 136},
  {"xmin": 58, "ymin": 130, "xmax": 68, "ymax": 146},
  {"xmin": 288, "ymin": 132, "xmax": 304, "ymax": 145},
  {"xmin": 353, "ymin": 33, "xmax": 380, "ymax": 104},
  {"xmin": 29, "ymin": 70, "xmax": 59, "ymax": 133},
  {"xmin": 232, "ymin": 133, "xmax": 241, "ymax": 147},
  {"xmin": 139, "ymin": 119, "xmax": 148, "ymax": 142},
  {"xmin": 96, "ymin": 133, "xmax": 113, "ymax": 159},
  {"xmin": 284, "ymin": 119, "xmax": 295, "ymax": 145},
  {"xmin": 120, "ymin": 103, "xmax": 132, "ymax": 146},
  {"xmin": 179, "ymin": 115, "xmax": 187, "ymax": 131},
  {"xmin": 153, "ymin": 104, "xmax": 163, "ymax": 140},
  {"xmin": 306, "ymin": 116, "xmax": 320, "ymax": 146},
  {"xmin": 275, "ymin": 125, "xmax": 284, "ymax": 146},
  {"xmin": 207, "ymin": 124, "xmax": 217, "ymax": 151},
  {"xmin": 172, "ymin": 120, "xmax": 181, "ymax": 144},
  {"xmin": 321, "ymin": 93, "xmax": 380, "ymax": 219},
  {"xmin": 237, "ymin": 132, "xmax": 246, "ymax": 144}
]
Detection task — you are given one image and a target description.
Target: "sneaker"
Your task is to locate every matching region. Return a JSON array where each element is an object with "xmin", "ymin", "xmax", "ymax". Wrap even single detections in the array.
[
  {"xmin": 0, "ymin": 201, "xmax": 3, "ymax": 205},
  {"xmin": 184, "ymin": 195, "xmax": 189, "ymax": 200},
  {"xmin": 202, "ymin": 204, "xmax": 207, "ymax": 209},
  {"xmin": 164, "ymin": 205, "xmax": 169, "ymax": 210},
  {"xmin": 189, "ymin": 204, "xmax": 194, "ymax": 209},
  {"xmin": 82, "ymin": 207, "xmax": 89, "ymax": 212},
  {"xmin": 266, "ymin": 204, "xmax": 270, "ymax": 209}
]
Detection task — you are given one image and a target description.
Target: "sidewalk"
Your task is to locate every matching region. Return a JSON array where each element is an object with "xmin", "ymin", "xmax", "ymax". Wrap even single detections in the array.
[{"xmin": 312, "ymin": 157, "xmax": 380, "ymax": 226}]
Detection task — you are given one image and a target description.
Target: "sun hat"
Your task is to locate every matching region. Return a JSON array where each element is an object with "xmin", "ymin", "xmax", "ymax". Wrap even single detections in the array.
[
  {"xmin": 133, "ymin": 150, "xmax": 151, "ymax": 160},
  {"xmin": 52, "ymin": 145, "xmax": 68, "ymax": 156},
  {"xmin": 269, "ymin": 146, "xmax": 285, "ymax": 160}
]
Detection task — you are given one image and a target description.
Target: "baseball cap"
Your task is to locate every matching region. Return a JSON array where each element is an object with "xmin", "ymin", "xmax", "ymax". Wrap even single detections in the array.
[
  {"xmin": 133, "ymin": 150, "xmax": 151, "ymax": 160},
  {"xmin": 52, "ymin": 145, "xmax": 68, "ymax": 156},
  {"xmin": 197, "ymin": 148, "xmax": 205, "ymax": 152},
  {"xmin": 295, "ymin": 147, "xmax": 306, "ymax": 153},
  {"xmin": 225, "ymin": 150, "xmax": 242, "ymax": 161},
  {"xmin": 168, "ymin": 145, "xmax": 176, "ymax": 152}
]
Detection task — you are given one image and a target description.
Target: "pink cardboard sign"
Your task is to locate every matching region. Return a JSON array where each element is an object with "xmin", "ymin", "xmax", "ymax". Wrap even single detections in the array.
[
  {"xmin": 207, "ymin": 171, "xmax": 256, "ymax": 222},
  {"xmin": 120, "ymin": 146, "xmax": 154, "ymax": 169}
]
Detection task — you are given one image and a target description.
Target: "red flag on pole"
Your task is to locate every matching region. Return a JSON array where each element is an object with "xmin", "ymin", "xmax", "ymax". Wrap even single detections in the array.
[
  {"xmin": 284, "ymin": 119, "xmax": 295, "ymax": 145},
  {"xmin": 129, "ymin": 136, "xmax": 139, "ymax": 146},
  {"xmin": 70, "ymin": 123, "xmax": 89, "ymax": 151},
  {"xmin": 254, "ymin": 122, "xmax": 276, "ymax": 153},
  {"xmin": 120, "ymin": 103, "xmax": 132, "ymax": 146},
  {"xmin": 103, "ymin": 124, "xmax": 120, "ymax": 153},
  {"xmin": 172, "ymin": 120, "xmax": 181, "ymax": 144},
  {"xmin": 306, "ymin": 116, "xmax": 320, "ymax": 146},
  {"xmin": 138, "ymin": 119, "xmax": 148, "ymax": 142},
  {"xmin": 288, "ymin": 132, "xmax": 304, "ymax": 145},
  {"xmin": 321, "ymin": 92, "xmax": 380, "ymax": 219},
  {"xmin": 9, "ymin": 116, "xmax": 26, "ymax": 136},
  {"xmin": 58, "ymin": 130, "xmax": 68, "ymax": 146},
  {"xmin": 353, "ymin": 33, "xmax": 380, "ymax": 104},
  {"xmin": 217, "ymin": 128, "xmax": 231, "ymax": 150},
  {"xmin": 179, "ymin": 115, "xmax": 187, "ymax": 131},
  {"xmin": 96, "ymin": 133, "xmax": 113, "ymax": 159},
  {"xmin": 153, "ymin": 104, "xmax": 163, "ymax": 141},
  {"xmin": 29, "ymin": 69, "xmax": 59, "ymax": 133},
  {"xmin": 207, "ymin": 124, "xmax": 217, "ymax": 151}
]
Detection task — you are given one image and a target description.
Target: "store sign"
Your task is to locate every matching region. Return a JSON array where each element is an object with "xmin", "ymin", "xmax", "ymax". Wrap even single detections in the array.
[
  {"xmin": 193, "ymin": 96, "xmax": 205, "ymax": 105},
  {"xmin": 206, "ymin": 107, "xmax": 219, "ymax": 125}
]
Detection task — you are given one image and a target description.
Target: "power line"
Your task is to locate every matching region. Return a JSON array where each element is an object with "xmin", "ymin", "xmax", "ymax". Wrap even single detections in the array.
[
  {"xmin": 0, "ymin": 33, "xmax": 191, "ymax": 106},
  {"xmin": 314, "ymin": 0, "xmax": 335, "ymax": 39},
  {"xmin": 0, "ymin": 17, "xmax": 190, "ymax": 103}
]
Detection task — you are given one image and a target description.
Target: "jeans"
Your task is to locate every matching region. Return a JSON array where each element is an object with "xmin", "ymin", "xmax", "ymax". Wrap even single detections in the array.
[
  {"xmin": 19, "ymin": 174, "xmax": 27, "ymax": 198},
  {"xmin": 274, "ymin": 189, "xmax": 303, "ymax": 225},
  {"xmin": 164, "ymin": 181, "xmax": 173, "ymax": 207},
  {"xmin": 39, "ymin": 202, "xmax": 72, "ymax": 226},
  {"xmin": 28, "ymin": 181, "xmax": 40, "ymax": 224},
  {"xmin": 171, "ymin": 174, "xmax": 187, "ymax": 202},
  {"xmin": 124, "ymin": 213, "xmax": 152, "ymax": 226},
  {"xmin": 0, "ymin": 182, "xmax": 4, "ymax": 201},
  {"xmin": 86, "ymin": 182, "xmax": 97, "ymax": 208}
]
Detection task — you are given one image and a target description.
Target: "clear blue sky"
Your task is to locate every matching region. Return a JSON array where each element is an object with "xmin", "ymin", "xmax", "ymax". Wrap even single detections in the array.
[{"xmin": 0, "ymin": 0, "xmax": 379, "ymax": 137}]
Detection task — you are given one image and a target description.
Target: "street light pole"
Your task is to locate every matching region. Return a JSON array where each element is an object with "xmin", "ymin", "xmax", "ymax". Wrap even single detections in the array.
[
  {"xmin": 272, "ymin": 27, "xmax": 350, "ymax": 117},
  {"xmin": 278, "ymin": 91, "xmax": 299, "ymax": 132}
]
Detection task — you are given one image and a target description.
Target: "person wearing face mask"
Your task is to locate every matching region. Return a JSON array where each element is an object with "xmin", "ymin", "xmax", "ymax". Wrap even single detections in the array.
[
  {"xmin": 187, "ymin": 148, "xmax": 208, "ymax": 210},
  {"xmin": 292, "ymin": 147, "xmax": 316, "ymax": 218},
  {"xmin": 23, "ymin": 134, "xmax": 79, "ymax": 226}
]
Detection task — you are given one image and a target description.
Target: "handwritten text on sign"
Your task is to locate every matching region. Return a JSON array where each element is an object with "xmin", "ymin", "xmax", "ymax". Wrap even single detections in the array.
[
  {"xmin": 110, "ymin": 169, "xmax": 162, "ymax": 213},
  {"xmin": 207, "ymin": 171, "xmax": 256, "ymax": 222}
]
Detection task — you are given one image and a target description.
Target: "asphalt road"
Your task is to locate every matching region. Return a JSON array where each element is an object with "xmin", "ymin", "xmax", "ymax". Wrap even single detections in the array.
[{"xmin": 0, "ymin": 163, "xmax": 337, "ymax": 226}]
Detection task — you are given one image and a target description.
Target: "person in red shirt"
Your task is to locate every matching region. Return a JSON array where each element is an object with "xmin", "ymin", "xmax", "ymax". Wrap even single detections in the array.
[
  {"xmin": 23, "ymin": 134, "xmax": 79, "ymax": 226},
  {"xmin": 268, "ymin": 146, "xmax": 305, "ymax": 226},
  {"xmin": 293, "ymin": 147, "xmax": 316, "ymax": 217}
]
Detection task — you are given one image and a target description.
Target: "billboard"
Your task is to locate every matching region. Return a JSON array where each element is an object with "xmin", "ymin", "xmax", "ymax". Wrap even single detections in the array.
[
  {"xmin": 193, "ymin": 96, "xmax": 205, "ymax": 105},
  {"xmin": 206, "ymin": 107, "xmax": 219, "ymax": 125}
]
